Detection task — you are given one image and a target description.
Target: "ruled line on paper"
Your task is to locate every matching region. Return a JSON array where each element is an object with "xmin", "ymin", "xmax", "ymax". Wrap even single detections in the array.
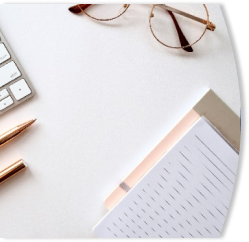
[{"xmin": 195, "ymin": 135, "xmax": 236, "ymax": 176}]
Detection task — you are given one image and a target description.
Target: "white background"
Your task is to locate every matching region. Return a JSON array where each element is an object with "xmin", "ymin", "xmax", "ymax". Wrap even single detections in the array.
[{"xmin": 0, "ymin": 4, "xmax": 240, "ymax": 238}]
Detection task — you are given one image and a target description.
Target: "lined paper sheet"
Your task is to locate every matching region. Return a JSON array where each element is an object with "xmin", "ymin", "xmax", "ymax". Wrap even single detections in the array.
[{"xmin": 93, "ymin": 117, "xmax": 239, "ymax": 238}]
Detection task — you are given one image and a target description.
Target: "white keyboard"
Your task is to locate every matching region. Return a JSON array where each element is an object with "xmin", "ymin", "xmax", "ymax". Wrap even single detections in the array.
[{"xmin": 0, "ymin": 30, "xmax": 34, "ymax": 115}]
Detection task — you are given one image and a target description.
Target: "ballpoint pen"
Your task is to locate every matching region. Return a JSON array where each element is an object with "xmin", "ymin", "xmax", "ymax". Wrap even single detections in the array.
[
  {"xmin": 0, "ymin": 119, "xmax": 36, "ymax": 148},
  {"xmin": 0, "ymin": 160, "xmax": 27, "ymax": 185}
]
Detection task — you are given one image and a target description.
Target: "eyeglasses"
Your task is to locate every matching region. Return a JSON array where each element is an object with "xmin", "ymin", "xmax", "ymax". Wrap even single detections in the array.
[{"xmin": 69, "ymin": 4, "xmax": 216, "ymax": 52}]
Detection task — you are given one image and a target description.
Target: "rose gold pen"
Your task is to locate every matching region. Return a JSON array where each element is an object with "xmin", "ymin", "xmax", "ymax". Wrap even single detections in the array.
[
  {"xmin": 0, "ymin": 160, "xmax": 27, "ymax": 185},
  {"xmin": 0, "ymin": 119, "xmax": 36, "ymax": 148}
]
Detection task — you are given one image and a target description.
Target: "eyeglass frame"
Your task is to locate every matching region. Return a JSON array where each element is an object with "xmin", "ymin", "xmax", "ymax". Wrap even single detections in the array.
[{"xmin": 70, "ymin": 4, "xmax": 216, "ymax": 50}]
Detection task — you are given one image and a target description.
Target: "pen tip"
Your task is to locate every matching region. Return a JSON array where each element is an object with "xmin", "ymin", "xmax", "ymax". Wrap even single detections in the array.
[
  {"xmin": 17, "ymin": 119, "xmax": 37, "ymax": 130},
  {"xmin": 29, "ymin": 119, "xmax": 37, "ymax": 125}
]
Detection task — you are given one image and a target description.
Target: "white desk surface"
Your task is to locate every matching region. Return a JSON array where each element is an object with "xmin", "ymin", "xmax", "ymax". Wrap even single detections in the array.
[{"xmin": 0, "ymin": 4, "xmax": 240, "ymax": 238}]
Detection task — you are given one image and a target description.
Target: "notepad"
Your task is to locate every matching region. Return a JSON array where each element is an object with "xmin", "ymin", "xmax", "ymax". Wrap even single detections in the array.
[
  {"xmin": 93, "ymin": 117, "xmax": 239, "ymax": 238},
  {"xmin": 104, "ymin": 89, "xmax": 240, "ymax": 210}
]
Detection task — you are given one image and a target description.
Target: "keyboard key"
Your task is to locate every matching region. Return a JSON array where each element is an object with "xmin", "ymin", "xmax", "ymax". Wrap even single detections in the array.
[
  {"xmin": 0, "ymin": 61, "xmax": 21, "ymax": 88},
  {"xmin": 0, "ymin": 89, "xmax": 9, "ymax": 101},
  {"xmin": 0, "ymin": 96, "xmax": 13, "ymax": 111},
  {"xmin": 0, "ymin": 43, "xmax": 10, "ymax": 64},
  {"xmin": 9, "ymin": 79, "xmax": 32, "ymax": 101}
]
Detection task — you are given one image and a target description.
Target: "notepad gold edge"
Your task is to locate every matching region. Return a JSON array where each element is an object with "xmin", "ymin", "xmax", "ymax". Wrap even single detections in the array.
[{"xmin": 193, "ymin": 90, "xmax": 240, "ymax": 151}]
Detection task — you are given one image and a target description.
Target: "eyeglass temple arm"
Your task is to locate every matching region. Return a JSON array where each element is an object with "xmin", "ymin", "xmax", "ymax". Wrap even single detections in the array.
[
  {"xmin": 167, "ymin": 10, "xmax": 193, "ymax": 52},
  {"xmin": 69, "ymin": 4, "xmax": 92, "ymax": 14},
  {"xmin": 157, "ymin": 4, "xmax": 216, "ymax": 31}
]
